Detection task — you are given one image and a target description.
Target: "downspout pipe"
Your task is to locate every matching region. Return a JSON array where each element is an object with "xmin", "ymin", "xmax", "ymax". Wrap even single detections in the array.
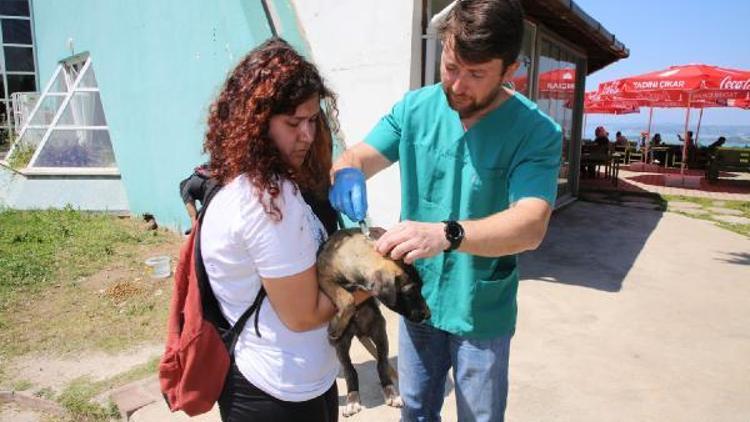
[{"xmin": 424, "ymin": 1, "xmax": 456, "ymax": 86}]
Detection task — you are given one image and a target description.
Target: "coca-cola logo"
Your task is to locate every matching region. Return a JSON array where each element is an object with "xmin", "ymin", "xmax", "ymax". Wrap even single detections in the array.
[
  {"xmin": 599, "ymin": 82, "xmax": 621, "ymax": 95},
  {"xmin": 719, "ymin": 76, "xmax": 750, "ymax": 90}
]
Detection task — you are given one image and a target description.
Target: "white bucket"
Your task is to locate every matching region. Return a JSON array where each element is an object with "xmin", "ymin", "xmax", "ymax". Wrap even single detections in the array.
[{"xmin": 145, "ymin": 255, "xmax": 172, "ymax": 279}]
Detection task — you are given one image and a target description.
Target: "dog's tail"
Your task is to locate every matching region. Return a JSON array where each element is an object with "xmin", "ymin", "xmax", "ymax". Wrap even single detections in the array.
[{"xmin": 358, "ymin": 336, "xmax": 398, "ymax": 382}]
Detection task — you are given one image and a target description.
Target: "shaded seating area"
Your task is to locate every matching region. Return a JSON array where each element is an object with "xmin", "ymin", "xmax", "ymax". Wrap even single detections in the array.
[
  {"xmin": 614, "ymin": 143, "xmax": 643, "ymax": 164},
  {"xmin": 580, "ymin": 142, "xmax": 621, "ymax": 185}
]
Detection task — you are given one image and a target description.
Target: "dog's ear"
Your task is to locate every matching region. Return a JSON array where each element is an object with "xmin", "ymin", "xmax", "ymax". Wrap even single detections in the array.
[
  {"xmin": 368, "ymin": 227, "xmax": 386, "ymax": 240},
  {"xmin": 368, "ymin": 269, "xmax": 397, "ymax": 307}
]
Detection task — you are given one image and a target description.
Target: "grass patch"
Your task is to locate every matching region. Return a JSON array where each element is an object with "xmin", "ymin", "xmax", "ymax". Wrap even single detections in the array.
[
  {"xmin": 0, "ymin": 207, "xmax": 167, "ymax": 309},
  {"xmin": 57, "ymin": 377, "xmax": 120, "ymax": 421},
  {"xmin": 6, "ymin": 141, "xmax": 35, "ymax": 169},
  {"xmin": 93, "ymin": 356, "xmax": 160, "ymax": 392},
  {"xmin": 12, "ymin": 378, "xmax": 33, "ymax": 391},
  {"xmin": 34, "ymin": 386, "xmax": 55, "ymax": 401},
  {"xmin": 579, "ymin": 191, "xmax": 750, "ymax": 237},
  {"xmin": 0, "ymin": 208, "xmax": 180, "ymax": 385},
  {"xmin": 54, "ymin": 357, "xmax": 159, "ymax": 421},
  {"xmin": 662, "ymin": 195, "xmax": 750, "ymax": 237}
]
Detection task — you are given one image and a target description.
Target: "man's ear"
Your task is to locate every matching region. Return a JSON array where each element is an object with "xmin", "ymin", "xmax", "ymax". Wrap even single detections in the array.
[
  {"xmin": 502, "ymin": 60, "xmax": 521, "ymax": 83},
  {"xmin": 367, "ymin": 269, "xmax": 396, "ymax": 307}
]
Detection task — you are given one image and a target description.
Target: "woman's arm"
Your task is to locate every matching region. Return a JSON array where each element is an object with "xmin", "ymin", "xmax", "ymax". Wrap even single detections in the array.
[
  {"xmin": 261, "ymin": 265, "xmax": 336, "ymax": 332},
  {"xmin": 261, "ymin": 265, "xmax": 371, "ymax": 332}
]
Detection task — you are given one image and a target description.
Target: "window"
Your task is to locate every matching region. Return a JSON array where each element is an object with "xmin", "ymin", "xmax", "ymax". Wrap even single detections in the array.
[
  {"xmin": 0, "ymin": 0, "xmax": 37, "ymax": 148},
  {"xmin": 509, "ymin": 21, "xmax": 537, "ymax": 96},
  {"xmin": 1, "ymin": 18, "xmax": 31, "ymax": 44},
  {"xmin": 0, "ymin": 1, "xmax": 30, "ymax": 17},
  {"xmin": 536, "ymin": 36, "xmax": 583, "ymax": 199},
  {"xmin": 6, "ymin": 54, "xmax": 118, "ymax": 170}
]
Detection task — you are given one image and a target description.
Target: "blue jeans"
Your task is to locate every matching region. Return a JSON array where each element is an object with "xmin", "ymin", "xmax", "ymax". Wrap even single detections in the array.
[{"xmin": 399, "ymin": 317, "xmax": 512, "ymax": 422}]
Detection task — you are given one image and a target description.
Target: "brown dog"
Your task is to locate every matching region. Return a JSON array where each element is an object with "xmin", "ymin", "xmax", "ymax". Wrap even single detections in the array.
[{"xmin": 317, "ymin": 228, "xmax": 431, "ymax": 416}]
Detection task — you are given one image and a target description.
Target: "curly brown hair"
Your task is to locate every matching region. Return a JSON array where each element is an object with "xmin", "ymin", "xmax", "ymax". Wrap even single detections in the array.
[{"xmin": 204, "ymin": 37, "xmax": 339, "ymax": 221}]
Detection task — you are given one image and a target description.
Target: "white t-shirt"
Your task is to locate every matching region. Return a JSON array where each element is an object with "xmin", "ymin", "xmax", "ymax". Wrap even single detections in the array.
[{"xmin": 200, "ymin": 174, "xmax": 337, "ymax": 402}]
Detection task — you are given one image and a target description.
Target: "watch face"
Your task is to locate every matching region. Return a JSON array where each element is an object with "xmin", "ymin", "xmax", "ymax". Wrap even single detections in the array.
[{"xmin": 447, "ymin": 223, "xmax": 460, "ymax": 239}]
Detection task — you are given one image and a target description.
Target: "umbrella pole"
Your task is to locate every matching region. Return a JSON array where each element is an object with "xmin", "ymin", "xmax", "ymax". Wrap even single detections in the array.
[
  {"xmin": 645, "ymin": 107, "xmax": 654, "ymax": 163},
  {"xmin": 695, "ymin": 107, "xmax": 704, "ymax": 147},
  {"xmin": 681, "ymin": 96, "xmax": 692, "ymax": 176}
]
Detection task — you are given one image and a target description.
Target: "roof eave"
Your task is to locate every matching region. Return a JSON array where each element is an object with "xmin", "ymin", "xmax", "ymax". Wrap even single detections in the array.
[{"xmin": 522, "ymin": 0, "xmax": 629, "ymax": 74}]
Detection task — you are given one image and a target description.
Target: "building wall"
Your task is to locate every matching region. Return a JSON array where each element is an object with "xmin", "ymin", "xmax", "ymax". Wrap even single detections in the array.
[
  {"xmin": 31, "ymin": 0, "xmax": 277, "ymax": 229},
  {"xmin": 29, "ymin": 0, "xmax": 422, "ymax": 228},
  {"xmin": 292, "ymin": 0, "xmax": 423, "ymax": 227},
  {"xmin": 0, "ymin": 166, "xmax": 128, "ymax": 211}
]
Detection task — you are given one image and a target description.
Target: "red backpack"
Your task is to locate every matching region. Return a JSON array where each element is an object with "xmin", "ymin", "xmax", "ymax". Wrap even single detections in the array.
[{"xmin": 159, "ymin": 183, "xmax": 265, "ymax": 416}]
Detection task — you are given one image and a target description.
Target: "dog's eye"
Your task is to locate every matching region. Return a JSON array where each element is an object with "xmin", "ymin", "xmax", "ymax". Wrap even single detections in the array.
[{"xmin": 401, "ymin": 284, "xmax": 415, "ymax": 293}]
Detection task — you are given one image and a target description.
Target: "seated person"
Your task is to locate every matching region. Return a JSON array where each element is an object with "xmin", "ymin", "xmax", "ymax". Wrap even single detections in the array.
[
  {"xmin": 708, "ymin": 136, "xmax": 726, "ymax": 150},
  {"xmin": 677, "ymin": 131, "xmax": 697, "ymax": 165},
  {"xmin": 594, "ymin": 126, "xmax": 610, "ymax": 148},
  {"xmin": 615, "ymin": 131, "xmax": 629, "ymax": 146},
  {"xmin": 677, "ymin": 131, "xmax": 695, "ymax": 148},
  {"xmin": 649, "ymin": 133, "xmax": 665, "ymax": 164},
  {"xmin": 585, "ymin": 126, "xmax": 610, "ymax": 177}
]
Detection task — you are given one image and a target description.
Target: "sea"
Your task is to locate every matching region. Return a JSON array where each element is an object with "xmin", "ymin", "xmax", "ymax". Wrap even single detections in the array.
[{"xmin": 583, "ymin": 123, "xmax": 750, "ymax": 148}]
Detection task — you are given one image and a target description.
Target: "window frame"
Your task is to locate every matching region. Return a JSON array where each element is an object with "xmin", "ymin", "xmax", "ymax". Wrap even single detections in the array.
[
  {"xmin": 0, "ymin": 2, "xmax": 39, "ymax": 136},
  {"xmin": 4, "ymin": 53, "xmax": 120, "ymax": 175}
]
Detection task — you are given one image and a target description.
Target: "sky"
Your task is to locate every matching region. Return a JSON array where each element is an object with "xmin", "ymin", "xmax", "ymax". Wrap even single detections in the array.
[{"xmin": 575, "ymin": 0, "xmax": 750, "ymax": 128}]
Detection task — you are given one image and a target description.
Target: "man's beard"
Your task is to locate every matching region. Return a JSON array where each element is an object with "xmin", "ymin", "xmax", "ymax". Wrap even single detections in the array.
[{"xmin": 444, "ymin": 84, "xmax": 503, "ymax": 119}]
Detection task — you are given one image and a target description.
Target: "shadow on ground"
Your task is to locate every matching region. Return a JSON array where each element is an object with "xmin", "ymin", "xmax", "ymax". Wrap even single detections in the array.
[
  {"xmin": 717, "ymin": 251, "xmax": 750, "ymax": 266},
  {"xmin": 520, "ymin": 201, "xmax": 663, "ymax": 292}
]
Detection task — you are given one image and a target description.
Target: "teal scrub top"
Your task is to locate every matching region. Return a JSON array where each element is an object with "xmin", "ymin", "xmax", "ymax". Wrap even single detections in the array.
[{"xmin": 365, "ymin": 84, "xmax": 562, "ymax": 339}]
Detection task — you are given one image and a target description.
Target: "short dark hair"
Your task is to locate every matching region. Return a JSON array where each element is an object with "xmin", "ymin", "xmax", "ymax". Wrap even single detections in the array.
[{"xmin": 438, "ymin": 0, "xmax": 525, "ymax": 69}]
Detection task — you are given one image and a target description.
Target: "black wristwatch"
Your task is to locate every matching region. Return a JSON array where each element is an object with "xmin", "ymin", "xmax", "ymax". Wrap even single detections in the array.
[{"xmin": 442, "ymin": 220, "xmax": 464, "ymax": 252}]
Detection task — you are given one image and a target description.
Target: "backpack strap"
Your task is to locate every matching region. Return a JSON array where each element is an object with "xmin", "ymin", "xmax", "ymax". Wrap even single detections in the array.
[{"xmin": 194, "ymin": 179, "xmax": 266, "ymax": 347}]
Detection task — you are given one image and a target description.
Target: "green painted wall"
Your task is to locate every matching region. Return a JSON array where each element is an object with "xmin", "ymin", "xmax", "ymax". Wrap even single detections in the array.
[{"xmin": 31, "ymin": 0, "xmax": 307, "ymax": 229}]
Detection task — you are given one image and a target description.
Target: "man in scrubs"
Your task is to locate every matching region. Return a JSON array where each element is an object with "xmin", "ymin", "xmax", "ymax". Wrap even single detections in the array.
[{"xmin": 329, "ymin": 0, "xmax": 562, "ymax": 420}]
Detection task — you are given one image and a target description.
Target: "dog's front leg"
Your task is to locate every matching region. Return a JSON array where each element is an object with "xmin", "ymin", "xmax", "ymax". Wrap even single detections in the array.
[
  {"xmin": 318, "ymin": 272, "xmax": 357, "ymax": 340},
  {"xmin": 335, "ymin": 332, "xmax": 363, "ymax": 417}
]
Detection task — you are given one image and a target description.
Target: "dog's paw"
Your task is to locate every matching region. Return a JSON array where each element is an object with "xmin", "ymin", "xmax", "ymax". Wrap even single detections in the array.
[
  {"xmin": 328, "ymin": 315, "xmax": 349, "ymax": 341},
  {"xmin": 327, "ymin": 326, "xmax": 344, "ymax": 342},
  {"xmin": 382, "ymin": 384, "xmax": 403, "ymax": 408},
  {"xmin": 343, "ymin": 391, "xmax": 362, "ymax": 417}
]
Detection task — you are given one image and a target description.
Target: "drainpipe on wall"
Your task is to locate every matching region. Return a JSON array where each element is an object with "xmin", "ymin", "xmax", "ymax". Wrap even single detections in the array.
[{"xmin": 424, "ymin": 1, "xmax": 456, "ymax": 86}]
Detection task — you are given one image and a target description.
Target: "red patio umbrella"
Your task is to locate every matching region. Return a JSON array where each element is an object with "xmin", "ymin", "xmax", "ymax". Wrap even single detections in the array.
[
  {"xmin": 581, "ymin": 91, "xmax": 640, "ymax": 132},
  {"xmin": 598, "ymin": 64, "xmax": 750, "ymax": 104},
  {"xmin": 583, "ymin": 91, "xmax": 640, "ymax": 114},
  {"xmin": 512, "ymin": 68, "xmax": 576, "ymax": 100},
  {"xmin": 728, "ymin": 98, "xmax": 750, "ymax": 109},
  {"xmin": 597, "ymin": 64, "xmax": 750, "ymax": 174}
]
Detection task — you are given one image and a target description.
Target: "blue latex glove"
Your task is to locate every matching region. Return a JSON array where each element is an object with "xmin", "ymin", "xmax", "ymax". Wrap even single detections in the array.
[{"xmin": 329, "ymin": 168, "xmax": 368, "ymax": 222}]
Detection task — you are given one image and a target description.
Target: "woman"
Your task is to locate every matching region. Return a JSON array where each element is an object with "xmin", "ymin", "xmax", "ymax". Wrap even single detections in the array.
[{"xmin": 201, "ymin": 37, "xmax": 358, "ymax": 422}]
